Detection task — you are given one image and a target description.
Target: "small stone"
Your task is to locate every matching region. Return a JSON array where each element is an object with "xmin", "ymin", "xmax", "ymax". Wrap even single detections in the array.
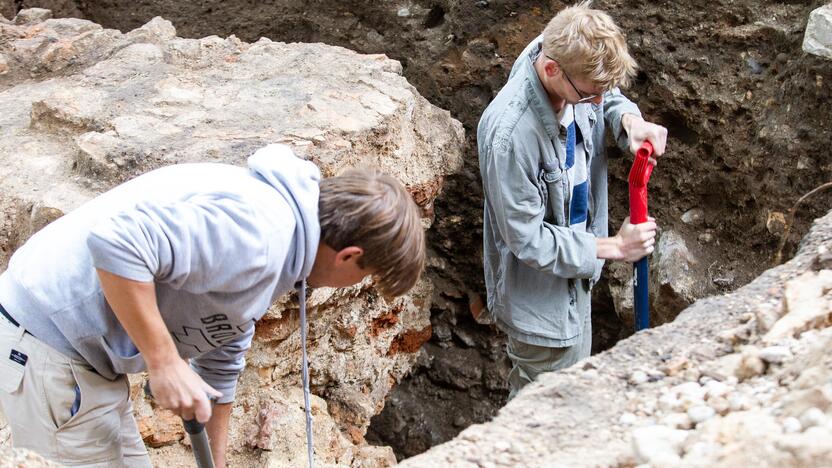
[
  {"xmin": 681, "ymin": 208, "xmax": 705, "ymax": 225},
  {"xmin": 0, "ymin": 54, "xmax": 7, "ymax": 75},
  {"xmin": 687, "ymin": 405, "xmax": 716, "ymax": 424},
  {"xmin": 766, "ymin": 211, "xmax": 787, "ymax": 235},
  {"xmin": 475, "ymin": 0, "xmax": 489, "ymax": 7},
  {"xmin": 660, "ymin": 412, "xmax": 692, "ymax": 430},
  {"xmin": 704, "ymin": 380, "xmax": 730, "ymax": 400},
  {"xmin": 728, "ymin": 394, "xmax": 753, "ymax": 411},
  {"xmin": 494, "ymin": 440, "xmax": 510, "ymax": 451},
  {"xmin": 674, "ymin": 382, "xmax": 706, "ymax": 407},
  {"xmin": 746, "ymin": 57, "xmax": 764, "ymax": 74},
  {"xmin": 397, "ymin": 7, "xmax": 411, "ymax": 17},
  {"xmin": 759, "ymin": 345, "xmax": 793, "ymax": 364},
  {"xmin": 619, "ymin": 412, "xmax": 637, "ymax": 425},
  {"xmin": 782, "ymin": 417, "xmax": 802, "ymax": 433},
  {"xmin": 698, "ymin": 231, "xmax": 714, "ymax": 244},
  {"xmin": 631, "ymin": 425, "xmax": 689, "ymax": 465},
  {"xmin": 629, "ymin": 370, "xmax": 649, "ymax": 385},
  {"xmin": 708, "ymin": 396, "xmax": 731, "ymax": 415},
  {"xmin": 736, "ymin": 352, "xmax": 765, "ymax": 381},
  {"xmin": 799, "ymin": 407, "xmax": 827, "ymax": 429},
  {"xmin": 646, "ymin": 368, "xmax": 666, "ymax": 382}
]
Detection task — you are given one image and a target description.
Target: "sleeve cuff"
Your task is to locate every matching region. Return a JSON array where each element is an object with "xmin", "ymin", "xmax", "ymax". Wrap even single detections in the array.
[
  {"xmin": 87, "ymin": 232, "xmax": 155, "ymax": 282},
  {"xmin": 191, "ymin": 363, "xmax": 241, "ymax": 404}
]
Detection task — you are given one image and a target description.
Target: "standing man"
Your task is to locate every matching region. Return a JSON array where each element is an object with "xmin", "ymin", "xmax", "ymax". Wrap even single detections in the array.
[
  {"xmin": 0, "ymin": 144, "xmax": 425, "ymax": 467},
  {"xmin": 478, "ymin": 2, "xmax": 668, "ymax": 398}
]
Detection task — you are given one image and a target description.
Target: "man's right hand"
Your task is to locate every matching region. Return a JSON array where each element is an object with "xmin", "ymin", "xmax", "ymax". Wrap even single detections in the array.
[
  {"xmin": 614, "ymin": 216, "xmax": 657, "ymax": 262},
  {"xmin": 148, "ymin": 358, "xmax": 222, "ymax": 423},
  {"xmin": 597, "ymin": 216, "xmax": 657, "ymax": 262}
]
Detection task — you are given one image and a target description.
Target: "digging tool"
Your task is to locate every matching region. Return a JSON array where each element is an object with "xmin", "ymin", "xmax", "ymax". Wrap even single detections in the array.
[
  {"xmin": 144, "ymin": 381, "xmax": 216, "ymax": 468},
  {"xmin": 628, "ymin": 141, "xmax": 655, "ymax": 331}
]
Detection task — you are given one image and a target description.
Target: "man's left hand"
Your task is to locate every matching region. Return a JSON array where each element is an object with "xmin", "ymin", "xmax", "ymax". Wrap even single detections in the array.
[{"xmin": 622, "ymin": 114, "xmax": 668, "ymax": 165}]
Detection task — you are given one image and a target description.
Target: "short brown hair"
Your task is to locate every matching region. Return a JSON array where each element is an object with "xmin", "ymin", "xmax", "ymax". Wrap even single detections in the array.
[
  {"xmin": 318, "ymin": 168, "xmax": 425, "ymax": 297},
  {"xmin": 542, "ymin": 1, "xmax": 637, "ymax": 89}
]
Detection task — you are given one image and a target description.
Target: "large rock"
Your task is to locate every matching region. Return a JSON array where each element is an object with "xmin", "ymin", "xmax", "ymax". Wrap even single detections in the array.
[
  {"xmin": 0, "ymin": 11, "xmax": 463, "ymax": 467},
  {"xmin": 803, "ymin": 4, "xmax": 832, "ymax": 59}
]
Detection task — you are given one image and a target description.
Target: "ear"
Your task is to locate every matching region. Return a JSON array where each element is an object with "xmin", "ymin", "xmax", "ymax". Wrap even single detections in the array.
[
  {"xmin": 545, "ymin": 59, "xmax": 560, "ymax": 78},
  {"xmin": 334, "ymin": 246, "xmax": 364, "ymax": 266}
]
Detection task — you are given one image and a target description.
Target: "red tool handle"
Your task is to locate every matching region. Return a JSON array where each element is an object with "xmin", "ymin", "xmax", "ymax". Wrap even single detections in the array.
[{"xmin": 628, "ymin": 141, "xmax": 654, "ymax": 224}]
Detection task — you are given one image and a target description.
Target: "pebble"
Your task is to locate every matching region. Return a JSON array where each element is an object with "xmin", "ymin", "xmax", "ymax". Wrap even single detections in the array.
[
  {"xmin": 708, "ymin": 396, "xmax": 730, "ymax": 415},
  {"xmin": 759, "ymin": 346, "xmax": 793, "ymax": 364},
  {"xmin": 494, "ymin": 440, "xmax": 511, "ymax": 451},
  {"xmin": 658, "ymin": 392, "xmax": 682, "ymax": 412},
  {"xmin": 397, "ymin": 7, "xmax": 411, "ymax": 17},
  {"xmin": 704, "ymin": 380, "xmax": 730, "ymax": 399},
  {"xmin": 631, "ymin": 425, "xmax": 688, "ymax": 464},
  {"xmin": 782, "ymin": 417, "xmax": 802, "ymax": 433},
  {"xmin": 688, "ymin": 405, "xmax": 716, "ymax": 424},
  {"xmin": 681, "ymin": 208, "xmax": 705, "ymax": 225},
  {"xmin": 619, "ymin": 412, "xmax": 638, "ymax": 425},
  {"xmin": 728, "ymin": 394, "xmax": 753, "ymax": 411},
  {"xmin": 799, "ymin": 407, "xmax": 826, "ymax": 429},
  {"xmin": 660, "ymin": 412, "xmax": 693, "ymax": 430},
  {"xmin": 629, "ymin": 370, "xmax": 649, "ymax": 385}
]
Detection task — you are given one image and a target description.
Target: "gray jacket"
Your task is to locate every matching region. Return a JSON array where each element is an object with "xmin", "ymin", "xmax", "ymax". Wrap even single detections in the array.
[{"xmin": 477, "ymin": 37, "xmax": 641, "ymax": 346}]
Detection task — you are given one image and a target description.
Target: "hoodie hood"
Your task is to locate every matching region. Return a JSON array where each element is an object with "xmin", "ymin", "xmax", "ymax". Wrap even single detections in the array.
[{"xmin": 248, "ymin": 144, "xmax": 321, "ymax": 282}]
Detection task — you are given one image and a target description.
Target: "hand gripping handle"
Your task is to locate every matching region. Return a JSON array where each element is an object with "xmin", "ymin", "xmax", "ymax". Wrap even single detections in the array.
[{"xmin": 628, "ymin": 141, "xmax": 655, "ymax": 224}]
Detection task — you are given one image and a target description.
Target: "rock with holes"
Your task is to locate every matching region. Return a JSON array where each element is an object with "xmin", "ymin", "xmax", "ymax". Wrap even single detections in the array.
[{"xmin": 0, "ymin": 10, "xmax": 462, "ymax": 467}]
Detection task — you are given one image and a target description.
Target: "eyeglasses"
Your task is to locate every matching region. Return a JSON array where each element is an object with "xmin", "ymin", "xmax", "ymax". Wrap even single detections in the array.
[{"xmin": 545, "ymin": 55, "xmax": 600, "ymax": 103}]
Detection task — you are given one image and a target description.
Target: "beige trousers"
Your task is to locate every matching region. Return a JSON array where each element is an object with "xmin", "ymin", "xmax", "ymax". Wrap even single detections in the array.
[{"xmin": 0, "ymin": 317, "xmax": 151, "ymax": 467}]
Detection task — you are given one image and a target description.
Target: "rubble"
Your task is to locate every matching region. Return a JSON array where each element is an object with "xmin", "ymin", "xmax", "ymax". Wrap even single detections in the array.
[{"xmin": 401, "ymin": 211, "xmax": 832, "ymax": 466}]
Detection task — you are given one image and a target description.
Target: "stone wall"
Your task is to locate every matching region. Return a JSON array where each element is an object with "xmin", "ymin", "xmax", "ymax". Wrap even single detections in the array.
[{"xmin": 0, "ymin": 10, "xmax": 463, "ymax": 466}]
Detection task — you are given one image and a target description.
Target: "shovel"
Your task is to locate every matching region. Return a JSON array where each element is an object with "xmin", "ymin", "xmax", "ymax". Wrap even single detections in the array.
[
  {"xmin": 628, "ymin": 141, "xmax": 655, "ymax": 331},
  {"xmin": 144, "ymin": 381, "xmax": 216, "ymax": 468}
]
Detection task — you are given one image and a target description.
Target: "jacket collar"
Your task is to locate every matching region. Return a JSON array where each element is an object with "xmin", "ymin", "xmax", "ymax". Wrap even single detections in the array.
[{"xmin": 521, "ymin": 45, "xmax": 560, "ymax": 142}]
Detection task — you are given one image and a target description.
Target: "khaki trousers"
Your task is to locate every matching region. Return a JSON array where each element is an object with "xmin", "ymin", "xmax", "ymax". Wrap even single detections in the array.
[{"xmin": 0, "ymin": 317, "xmax": 151, "ymax": 467}]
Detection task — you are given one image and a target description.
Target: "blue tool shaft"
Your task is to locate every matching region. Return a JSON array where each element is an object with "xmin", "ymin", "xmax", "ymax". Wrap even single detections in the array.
[{"xmin": 634, "ymin": 257, "xmax": 649, "ymax": 331}]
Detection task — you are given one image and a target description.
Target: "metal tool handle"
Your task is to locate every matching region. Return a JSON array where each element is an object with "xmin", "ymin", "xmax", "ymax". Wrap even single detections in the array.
[{"xmin": 144, "ymin": 381, "xmax": 216, "ymax": 468}]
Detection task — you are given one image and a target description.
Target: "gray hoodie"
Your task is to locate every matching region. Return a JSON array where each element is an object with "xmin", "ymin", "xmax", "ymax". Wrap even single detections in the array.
[{"xmin": 0, "ymin": 144, "xmax": 320, "ymax": 403}]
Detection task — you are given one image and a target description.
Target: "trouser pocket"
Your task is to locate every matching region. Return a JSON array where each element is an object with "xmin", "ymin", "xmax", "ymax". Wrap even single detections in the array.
[{"xmin": 54, "ymin": 362, "xmax": 126, "ymax": 464}]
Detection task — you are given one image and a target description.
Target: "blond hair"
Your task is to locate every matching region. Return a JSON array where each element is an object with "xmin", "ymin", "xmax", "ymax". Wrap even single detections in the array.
[
  {"xmin": 318, "ymin": 168, "xmax": 425, "ymax": 297},
  {"xmin": 542, "ymin": 1, "xmax": 637, "ymax": 89}
]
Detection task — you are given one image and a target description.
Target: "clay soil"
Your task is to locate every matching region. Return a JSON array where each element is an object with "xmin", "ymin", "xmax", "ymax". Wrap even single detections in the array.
[{"xmin": 8, "ymin": 0, "xmax": 832, "ymax": 459}]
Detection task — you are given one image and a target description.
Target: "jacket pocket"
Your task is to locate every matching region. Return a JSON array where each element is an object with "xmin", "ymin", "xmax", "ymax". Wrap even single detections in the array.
[{"xmin": 539, "ymin": 164, "xmax": 566, "ymax": 227}]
